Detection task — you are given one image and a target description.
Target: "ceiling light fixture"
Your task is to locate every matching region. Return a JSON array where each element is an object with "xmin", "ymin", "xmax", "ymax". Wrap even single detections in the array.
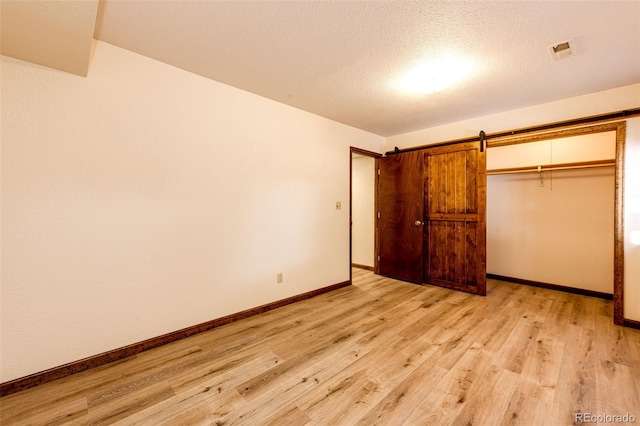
[{"xmin": 396, "ymin": 55, "xmax": 474, "ymax": 95}]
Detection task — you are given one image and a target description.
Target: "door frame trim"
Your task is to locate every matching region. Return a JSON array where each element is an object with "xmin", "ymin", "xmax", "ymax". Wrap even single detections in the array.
[{"xmin": 350, "ymin": 147, "xmax": 382, "ymax": 283}]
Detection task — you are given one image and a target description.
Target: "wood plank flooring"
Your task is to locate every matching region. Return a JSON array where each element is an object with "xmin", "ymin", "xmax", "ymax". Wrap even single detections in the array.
[{"xmin": 1, "ymin": 269, "xmax": 639, "ymax": 425}]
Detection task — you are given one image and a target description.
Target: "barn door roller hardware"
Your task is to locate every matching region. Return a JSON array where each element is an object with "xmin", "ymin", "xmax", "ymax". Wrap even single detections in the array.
[
  {"xmin": 479, "ymin": 130, "xmax": 486, "ymax": 152},
  {"xmin": 383, "ymin": 107, "xmax": 639, "ymax": 156}
]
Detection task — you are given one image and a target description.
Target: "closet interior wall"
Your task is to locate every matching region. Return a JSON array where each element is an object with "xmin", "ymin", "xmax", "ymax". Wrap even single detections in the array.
[{"xmin": 486, "ymin": 130, "xmax": 617, "ymax": 295}]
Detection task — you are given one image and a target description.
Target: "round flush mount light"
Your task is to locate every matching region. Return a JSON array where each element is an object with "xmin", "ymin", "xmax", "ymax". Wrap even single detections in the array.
[{"xmin": 396, "ymin": 55, "xmax": 475, "ymax": 95}]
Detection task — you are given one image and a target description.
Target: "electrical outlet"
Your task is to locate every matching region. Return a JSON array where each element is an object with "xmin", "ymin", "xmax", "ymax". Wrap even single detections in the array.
[
  {"xmin": 335, "ymin": 201, "xmax": 342, "ymax": 210},
  {"xmin": 277, "ymin": 272, "xmax": 283, "ymax": 283}
]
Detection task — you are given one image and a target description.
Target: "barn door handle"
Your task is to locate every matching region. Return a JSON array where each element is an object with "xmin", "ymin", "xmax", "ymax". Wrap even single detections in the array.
[{"xmin": 414, "ymin": 220, "xmax": 424, "ymax": 226}]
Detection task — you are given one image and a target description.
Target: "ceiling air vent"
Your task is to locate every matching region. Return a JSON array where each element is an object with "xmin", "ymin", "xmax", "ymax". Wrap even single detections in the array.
[{"xmin": 549, "ymin": 39, "xmax": 575, "ymax": 60}]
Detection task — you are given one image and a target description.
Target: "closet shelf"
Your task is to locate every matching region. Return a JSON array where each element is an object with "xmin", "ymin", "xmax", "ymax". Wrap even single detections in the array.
[{"xmin": 486, "ymin": 159, "xmax": 615, "ymax": 176}]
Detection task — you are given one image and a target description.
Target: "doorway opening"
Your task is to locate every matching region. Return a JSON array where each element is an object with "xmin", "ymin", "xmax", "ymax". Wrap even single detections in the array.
[{"xmin": 350, "ymin": 147, "xmax": 381, "ymax": 283}]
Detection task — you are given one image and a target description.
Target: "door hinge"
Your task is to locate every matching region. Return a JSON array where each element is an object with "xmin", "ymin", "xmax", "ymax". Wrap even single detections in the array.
[
  {"xmin": 377, "ymin": 212, "xmax": 381, "ymax": 219},
  {"xmin": 377, "ymin": 256, "xmax": 381, "ymax": 261},
  {"xmin": 377, "ymin": 168, "xmax": 380, "ymax": 175}
]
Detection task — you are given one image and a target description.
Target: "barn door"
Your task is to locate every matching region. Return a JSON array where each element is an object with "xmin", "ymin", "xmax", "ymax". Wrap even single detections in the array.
[
  {"xmin": 424, "ymin": 142, "xmax": 486, "ymax": 295},
  {"xmin": 378, "ymin": 151, "xmax": 424, "ymax": 283}
]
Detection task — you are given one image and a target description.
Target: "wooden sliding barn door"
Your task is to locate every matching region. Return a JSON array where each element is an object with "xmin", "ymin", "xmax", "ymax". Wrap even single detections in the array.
[
  {"xmin": 378, "ymin": 151, "xmax": 424, "ymax": 283},
  {"xmin": 424, "ymin": 142, "xmax": 486, "ymax": 295},
  {"xmin": 378, "ymin": 142, "xmax": 486, "ymax": 295}
]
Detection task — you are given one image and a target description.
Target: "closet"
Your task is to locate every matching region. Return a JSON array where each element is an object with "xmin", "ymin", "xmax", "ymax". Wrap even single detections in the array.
[{"xmin": 486, "ymin": 131, "xmax": 617, "ymax": 296}]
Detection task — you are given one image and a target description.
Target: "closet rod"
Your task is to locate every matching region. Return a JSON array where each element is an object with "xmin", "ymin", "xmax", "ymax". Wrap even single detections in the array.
[{"xmin": 487, "ymin": 159, "xmax": 615, "ymax": 176}]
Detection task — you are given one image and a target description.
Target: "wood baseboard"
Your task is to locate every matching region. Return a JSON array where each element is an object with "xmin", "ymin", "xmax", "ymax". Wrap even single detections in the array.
[
  {"xmin": 351, "ymin": 263, "xmax": 374, "ymax": 271},
  {"xmin": 487, "ymin": 274, "xmax": 613, "ymax": 300},
  {"xmin": 0, "ymin": 280, "xmax": 351, "ymax": 397},
  {"xmin": 623, "ymin": 318, "xmax": 640, "ymax": 330}
]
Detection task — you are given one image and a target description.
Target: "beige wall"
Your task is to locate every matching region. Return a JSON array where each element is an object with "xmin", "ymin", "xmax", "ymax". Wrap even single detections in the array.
[
  {"xmin": 386, "ymin": 83, "xmax": 640, "ymax": 322},
  {"xmin": 351, "ymin": 156, "xmax": 375, "ymax": 267},
  {"xmin": 487, "ymin": 168, "xmax": 615, "ymax": 293},
  {"xmin": 0, "ymin": 41, "xmax": 384, "ymax": 382}
]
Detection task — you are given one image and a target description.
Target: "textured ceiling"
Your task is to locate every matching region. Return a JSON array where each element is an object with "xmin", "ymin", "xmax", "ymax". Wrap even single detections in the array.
[
  {"xmin": 4, "ymin": 1, "xmax": 639, "ymax": 137},
  {"xmin": 93, "ymin": 1, "xmax": 640, "ymax": 136}
]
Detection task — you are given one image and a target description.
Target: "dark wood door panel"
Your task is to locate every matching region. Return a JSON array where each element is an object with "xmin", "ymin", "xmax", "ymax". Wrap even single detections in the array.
[{"xmin": 378, "ymin": 151, "xmax": 424, "ymax": 283}]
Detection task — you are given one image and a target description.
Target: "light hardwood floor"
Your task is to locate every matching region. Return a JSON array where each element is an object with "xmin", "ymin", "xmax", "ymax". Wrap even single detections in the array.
[{"xmin": 1, "ymin": 269, "xmax": 639, "ymax": 425}]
